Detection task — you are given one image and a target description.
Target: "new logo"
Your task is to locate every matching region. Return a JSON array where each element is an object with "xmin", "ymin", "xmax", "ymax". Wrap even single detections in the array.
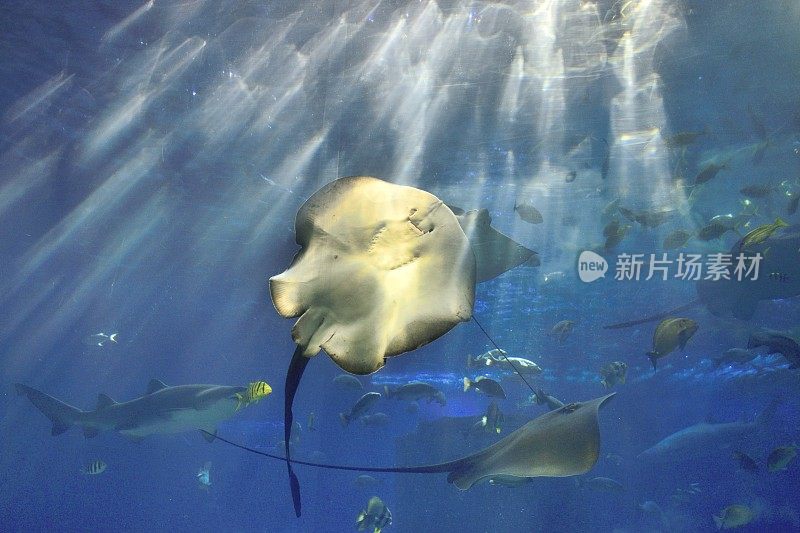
[{"xmin": 578, "ymin": 251, "xmax": 608, "ymax": 283}]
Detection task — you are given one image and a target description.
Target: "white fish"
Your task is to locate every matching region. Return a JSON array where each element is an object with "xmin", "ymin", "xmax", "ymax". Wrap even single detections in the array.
[
  {"xmin": 197, "ymin": 461, "xmax": 211, "ymax": 488},
  {"xmin": 82, "ymin": 332, "xmax": 118, "ymax": 347}
]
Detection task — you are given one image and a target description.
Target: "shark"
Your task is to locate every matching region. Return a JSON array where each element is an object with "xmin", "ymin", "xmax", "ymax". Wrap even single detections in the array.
[
  {"xmin": 14, "ymin": 379, "xmax": 271, "ymax": 442},
  {"xmin": 637, "ymin": 399, "xmax": 778, "ymax": 461}
]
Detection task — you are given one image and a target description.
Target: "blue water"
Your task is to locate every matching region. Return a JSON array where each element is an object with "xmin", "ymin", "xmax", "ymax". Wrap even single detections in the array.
[{"xmin": 2, "ymin": 1, "xmax": 800, "ymax": 531}]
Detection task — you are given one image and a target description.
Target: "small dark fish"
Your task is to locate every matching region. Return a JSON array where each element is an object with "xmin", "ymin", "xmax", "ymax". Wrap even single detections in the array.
[
  {"xmin": 747, "ymin": 329, "xmax": 800, "ymax": 368},
  {"xmin": 514, "ymin": 202, "xmax": 543, "ymax": 224},
  {"xmin": 788, "ymin": 193, "xmax": 799, "ymax": 215},
  {"xmin": 635, "ymin": 209, "xmax": 674, "ymax": 228},
  {"xmin": 767, "ymin": 445, "xmax": 798, "ymax": 472},
  {"xmin": 740, "ymin": 184, "xmax": 774, "ymax": 198},
  {"xmin": 565, "ymin": 170, "xmax": 577, "ymax": 183},
  {"xmin": 694, "ymin": 162, "xmax": 727, "ymax": 185},
  {"xmin": 732, "ymin": 451, "xmax": 759, "ymax": 472},
  {"xmin": 463, "ymin": 376, "xmax": 506, "ymax": 399},
  {"xmin": 663, "ymin": 229, "xmax": 692, "ymax": 250},
  {"xmin": 648, "ymin": 317, "xmax": 698, "ymax": 369},
  {"xmin": 696, "ymin": 222, "xmax": 731, "ymax": 241},
  {"xmin": 333, "ymin": 374, "xmax": 364, "ymax": 391},
  {"xmin": 604, "ymin": 224, "xmax": 630, "ymax": 250},
  {"xmin": 384, "ymin": 381, "xmax": 446, "ymax": 405},
  {"xmin": 339, "ymin": 392, "xmax": 382, "ymax": 426}
]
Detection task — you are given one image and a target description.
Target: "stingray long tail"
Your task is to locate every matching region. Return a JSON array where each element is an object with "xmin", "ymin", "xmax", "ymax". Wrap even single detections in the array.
[
  {"xmin": 603, "ymin": 300, "xmax": 701, "ymax": 329},
  {"xmin": 284, "ymin": 346, "xmax": 310, "ymax": 517},
  {"xmin": 208, "ymin": 430, "xmax": 463, "ymax": 474},
  {"xmin": 14, "ymin": 383, "xmax": 83, "ymax": 436}
]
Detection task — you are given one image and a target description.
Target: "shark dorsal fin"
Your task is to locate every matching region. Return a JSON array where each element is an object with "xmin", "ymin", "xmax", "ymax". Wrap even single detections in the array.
[
  {"xmin": 96, "ymin": 393, "xmax": 117, "ymax": 410},
  {"xmin": 146, "ymin": 379, "xmax": 169, "ymax": 394}
]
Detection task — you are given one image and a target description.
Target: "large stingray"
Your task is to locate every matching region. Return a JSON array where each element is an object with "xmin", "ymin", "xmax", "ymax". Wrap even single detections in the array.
[
  {"xmin": 211, "ymin": 393, "xmax": 614, "ymax": 490},
  {"xmin": 270, "ymin": 176, "xmax": 476, "ymax": 515}
]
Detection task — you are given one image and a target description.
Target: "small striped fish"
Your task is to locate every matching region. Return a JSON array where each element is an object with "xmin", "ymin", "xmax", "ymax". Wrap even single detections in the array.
[
  {"xmin": 235, "ymin": 381, "xmax": 272, "ymax": 410},
  {"xmin": 82, "ymin": 459, "xmax": 107, "ymax": 475}
]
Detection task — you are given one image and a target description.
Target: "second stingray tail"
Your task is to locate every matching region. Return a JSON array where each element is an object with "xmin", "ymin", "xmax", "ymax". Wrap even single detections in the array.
[{"xmin": 603, "ymin": 300, "xmax": 701, "ymax": 329}]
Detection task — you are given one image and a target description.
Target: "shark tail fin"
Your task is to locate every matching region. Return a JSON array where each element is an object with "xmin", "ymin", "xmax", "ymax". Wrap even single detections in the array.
[
  {"xmin": 756, "ymin": 398, "xmax": 781, "ymax": 427},
  {"xmin": 14, "ymin": 383, "xmax": 83, "ymax": 436}
]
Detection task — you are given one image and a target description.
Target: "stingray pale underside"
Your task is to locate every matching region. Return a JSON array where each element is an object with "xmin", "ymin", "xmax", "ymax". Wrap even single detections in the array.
[
  {"xmin": 270, "ymin": 176, "xmax": 476, "ymax": 375},
  {"xmin": 268, "ymin": 176, "xmax": 477, "ymax": 516}
]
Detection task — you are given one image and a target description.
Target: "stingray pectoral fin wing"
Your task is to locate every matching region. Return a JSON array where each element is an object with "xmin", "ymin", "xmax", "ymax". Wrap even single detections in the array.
[
  {"xmin": 446, "ymin": 393, "xmax": 616, "ymax": 489},
  {"xmin": 457, "ymin": 209, "xmax": 539, "ymax": 283}
]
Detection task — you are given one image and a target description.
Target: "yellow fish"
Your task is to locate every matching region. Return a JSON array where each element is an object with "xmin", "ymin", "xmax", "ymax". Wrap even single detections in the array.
[
  {"xmin": 235, "ymin": 381, "xmax": 272, "ymax": 410},
  {"xmin": 739, "ymin": 217, "xmax": 789, "ymax": 250}
]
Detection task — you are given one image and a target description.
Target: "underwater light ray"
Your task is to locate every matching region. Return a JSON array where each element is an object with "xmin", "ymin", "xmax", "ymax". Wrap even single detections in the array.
[
  {"xmin": 6, "ymin": 137, "xmax": 162, "ymax": 295},
  {"xmin": 3, "ymin": 71, "xmax": 74, "ymax": 125},
  {"xmin": 3, "ymin": 191, "xmax": 172, "ymax": 373},
  {"xmin": 100, "ymin": 0, "xmax": 155, "ymax": 47}
]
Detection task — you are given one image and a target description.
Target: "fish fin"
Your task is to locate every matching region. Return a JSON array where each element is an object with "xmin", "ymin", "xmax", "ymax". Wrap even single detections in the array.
[
  {"xmin": 463, "ymin": 377, "xmax": 471, "ymax": 392},
  {"xmin": 96, "ymin": 393, "xmax": 117, "ymax": 410},
  {"xmin": 201, "ymin": 429, "xmax": 217, "ymax": 443},
  {"xmin": 109, "ymin": 333, "xmax": 118, "ymax": 343},
  {"xmin": 83, "ymin": 426, "xmax": 100, "ymax": 438},
  {"xmin": 14, "ymin": 383, "xmax": 81, "ymax": 437},
  {"xmin": 146, "ymin": 379, "xmax": 168, "ymax": 394}
]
